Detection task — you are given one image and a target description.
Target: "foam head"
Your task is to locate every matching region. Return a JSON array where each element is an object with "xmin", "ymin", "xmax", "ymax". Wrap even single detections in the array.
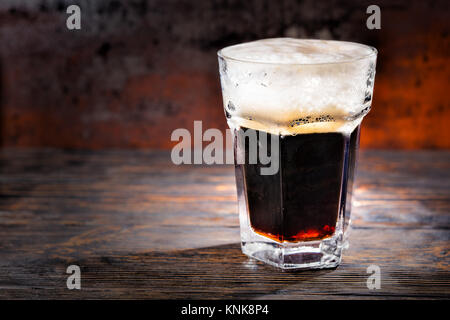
[{"xmin": 218, "ymin": 38, "xmax": 377, "ymax": 135}]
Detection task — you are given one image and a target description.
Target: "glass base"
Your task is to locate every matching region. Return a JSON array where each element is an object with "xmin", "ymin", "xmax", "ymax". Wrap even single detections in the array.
[{"xmin": 241, "ymin": 232, "xmax": 348, "ymax": 270}]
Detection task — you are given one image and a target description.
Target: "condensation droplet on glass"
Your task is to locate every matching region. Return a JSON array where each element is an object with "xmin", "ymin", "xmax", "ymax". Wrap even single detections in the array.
[{"xmin": 227, "ymin": 101, "xmax": 236, "ymax": 111}]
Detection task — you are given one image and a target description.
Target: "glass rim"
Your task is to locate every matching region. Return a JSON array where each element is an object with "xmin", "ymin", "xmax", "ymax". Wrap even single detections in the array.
[{"xmin": 217, "ymin": 38, "xmax": 377, "ymax": 66}]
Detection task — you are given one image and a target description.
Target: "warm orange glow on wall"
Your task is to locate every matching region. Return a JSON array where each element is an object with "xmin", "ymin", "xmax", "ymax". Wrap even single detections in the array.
[{"xmin": 0, "ymin": 1, "xmax": 448, "ymax": 150}]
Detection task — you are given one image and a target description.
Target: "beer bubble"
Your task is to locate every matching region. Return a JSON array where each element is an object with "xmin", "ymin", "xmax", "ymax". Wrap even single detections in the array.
[
  {"xmin": 219, "ymin": 56, "xmax": 227, "ymax": 74},
  {"xmin": 289, "ymin": 114, "xmax": 334, "ymax": 128},
  {"xmin": 227, "ymin": 101, "xmax": 236, "ymax": 111}
]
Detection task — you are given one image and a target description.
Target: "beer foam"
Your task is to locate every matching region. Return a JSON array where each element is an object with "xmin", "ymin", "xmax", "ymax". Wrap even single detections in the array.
[{"xmin": 218, "ymin": 38, "xmax": 377, "ymax": 135}]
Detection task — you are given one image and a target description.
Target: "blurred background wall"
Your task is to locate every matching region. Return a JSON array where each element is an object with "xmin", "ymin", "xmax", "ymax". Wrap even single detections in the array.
[{"xmin": 0, "ymin": 0, "xmax": 448, "ymax": 150}]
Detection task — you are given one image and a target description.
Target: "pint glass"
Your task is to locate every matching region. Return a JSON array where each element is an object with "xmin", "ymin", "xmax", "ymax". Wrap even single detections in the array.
[{"xmin": 217, "ymin": 38, "xmax": 377, "ymax": 269}]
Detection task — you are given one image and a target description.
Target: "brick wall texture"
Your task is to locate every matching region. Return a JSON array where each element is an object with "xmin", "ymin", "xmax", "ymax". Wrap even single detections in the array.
[{"xmin": 0, "ymin": 0, "xmax": 448, "ymax": 149}]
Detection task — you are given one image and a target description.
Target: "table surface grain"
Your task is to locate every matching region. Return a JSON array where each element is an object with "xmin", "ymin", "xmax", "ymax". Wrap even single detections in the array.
[{"xmin": 0, "ymin": 148, "xmax": 449, "ymax": 299}]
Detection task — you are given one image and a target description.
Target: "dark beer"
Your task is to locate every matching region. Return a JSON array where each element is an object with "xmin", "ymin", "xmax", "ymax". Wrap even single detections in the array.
[
  {"xmin": 237, "ymin": 126, "xmax": 360, "ymax": 243},
  {"xmin": 218, "ymin": 38, "xmax": 377, "ymax": 268}
]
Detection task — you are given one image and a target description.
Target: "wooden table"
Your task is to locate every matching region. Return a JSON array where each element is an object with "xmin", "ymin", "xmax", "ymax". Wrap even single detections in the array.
[{"xmin": 0, "ymin": 149, "xmax": 448, "ymax": 299}]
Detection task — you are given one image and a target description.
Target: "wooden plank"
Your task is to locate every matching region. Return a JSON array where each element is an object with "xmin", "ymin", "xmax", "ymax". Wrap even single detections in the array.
[{"xmin": 0, "ymin": 149, "xmax": 449, "ymax": 299}]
